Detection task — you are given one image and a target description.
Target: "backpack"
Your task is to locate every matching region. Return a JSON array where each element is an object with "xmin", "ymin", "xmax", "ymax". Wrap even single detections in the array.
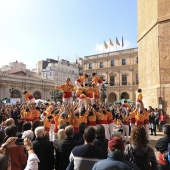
[{"xmin": 130, "ymin": 145, "xmax": 150, "ymax": 170}]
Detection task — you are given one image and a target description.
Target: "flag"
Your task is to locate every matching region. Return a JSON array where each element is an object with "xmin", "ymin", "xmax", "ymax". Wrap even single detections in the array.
[
  {"xmin": 116, "ymin": 37, "xmax": 120, "ymax": 46},
  {"xmin": 122, "ymin": 36, "xmax": 124, "ymax": 47},
  {"xmin": 104, "ymin": 41, "xmax": 108, "ymax": 49},
  {"xmin": 109, "ymin": 39, "xmax": 114, "ymax": 46}
]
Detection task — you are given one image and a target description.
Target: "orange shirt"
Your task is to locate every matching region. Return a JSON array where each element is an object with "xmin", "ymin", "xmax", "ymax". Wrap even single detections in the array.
[
  {"xmin": 56, "ymin": 83, "xmax": 75, "ymax": 92},
  {"xmin": 20, "ymin": 109, "xmax": 25, "ymax": 119},
  {"xmin": 129, "ymin": 110, "xmax": 136, "ymax": 123},
  {"xmin": 93, "ymin": 87, "xmax": 100, "ymax": 98},
  {"xmin": 85, "ymin": 87, "xmax": 94, "ymax": 98},
  {"xmin": 136, "ymin": 92, "xmax": 143, "ymax": 102},
  {"xmin": 25, "ymin": 111, "xmax": 33, "ymax": 120},
  {"xmin": 79, "ymin": 114, "xmax": 88, "ymax": 124},
  {"xmin": 144, "ymin": 110, "xmax": 149, "ymax": 124},
  {"xmin": 24, "ymin": 93, "xmax": 34, "ymax": 102},
  {"xmin": 44, "ymin": 105, "xmax": 54, "ymax": 116},
  {"xmin": 135, "ymin": 111, "xmax": 145, "ymax": 125},
  {"xmin": 92, "ymin": 76, "xmax": 102, "ymax": 85},
  {"xmin": 58, "ymin": 116, "xmax": 66, "ymax": 128},
  {"xmin": 122, "ymin": 103, "xmax": 131, "ymax": 108},
  {"xmin": 54, "ymin": 115, "xmax": 59, "ymax": 128},
  {"xmin": 43, "ymin": 118, "xmax": 51, "ymax": 129},
  {"xmin": 107, "ymin": 111, "xmax": 113, "ymax": 123},
  {"xmin": 122, "ymin": 115, "xmax": 130, "ymax": 125},
  {"xmin": 34, "ymin": 110, "xmax": 40, "ymax": 119},
  {"xmin": 76, "ymin": 76, "xmax": 86, "ymax": 84},
  {"xmin": 76, "ymin": 88, "xmax": 83, "ymax": 98},
  {"xmin": 72, "ymin": 116, "xmax": 80, "ymax": 128}
]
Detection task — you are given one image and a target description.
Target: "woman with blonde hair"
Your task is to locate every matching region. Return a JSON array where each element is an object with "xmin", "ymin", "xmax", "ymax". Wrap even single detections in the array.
[{"xmin": 124, "ymin": 125, "xmax": 158, "ymax": 170}]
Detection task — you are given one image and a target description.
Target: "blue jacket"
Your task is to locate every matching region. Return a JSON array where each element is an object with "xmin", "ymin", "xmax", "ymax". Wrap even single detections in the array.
[{"xmin": 92, "ymin": 151, "xmax": 139, "ymax": 170}]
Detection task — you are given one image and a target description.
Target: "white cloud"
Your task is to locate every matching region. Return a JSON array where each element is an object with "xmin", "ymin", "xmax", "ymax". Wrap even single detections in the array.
[{"xmin": 95, "ymin": 39, "xmax": 133, "ymax": 53}]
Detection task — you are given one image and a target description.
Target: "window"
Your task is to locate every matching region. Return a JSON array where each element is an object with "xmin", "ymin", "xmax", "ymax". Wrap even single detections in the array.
[
  {"xmin": 89, "ymin": 63, "xmax": 92, "ymax": 69},
  {"xmin": 111, "ymin": 60, "xmax": 114, "ymax": 67},
  {"xmin": 122, "ymin": 59, "xmax": 126, "ymax": 65},
  {"xmin": 122, "ymin": 75, "xmax": 127, "ymax": 85},
  {"xmin": 136, "ymin": 74, "xmax": 139, "ymax": 85},
  {"xmin": 43, "ymin": 73, "xmax": 46, "ymax": 77},
  {"xmin": 100, "ymin": 62, "xmax": 104, "ymax": 68},
  {"xmin": 50, "ymin": 72, "xmax": 52, "ymax": 76},
  {"xmin": 110, "ymin": 76, "xmax": 115, "ymax": 86},
  {"xmin": 136, "ymin": 57, "xmax": 138, "ymax": 64}
]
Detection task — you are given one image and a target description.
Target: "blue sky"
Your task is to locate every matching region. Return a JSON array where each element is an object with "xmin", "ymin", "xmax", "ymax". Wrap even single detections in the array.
[{"xmin": 0, "ymin": 0, "xmax": 137, "ymax": 69}]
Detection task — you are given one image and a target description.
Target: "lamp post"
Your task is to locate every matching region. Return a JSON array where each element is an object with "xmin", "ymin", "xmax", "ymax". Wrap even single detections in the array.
[
  {"xmin": 101, "ymin": 82, "xmax": 107, "ymax": 103},
  {"xmin": 9, "ymin": 88, "xmax": 16, "ymax": 98}
]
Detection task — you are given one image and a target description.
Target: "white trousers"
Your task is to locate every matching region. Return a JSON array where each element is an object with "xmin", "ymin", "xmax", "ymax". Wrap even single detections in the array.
[
  {"xmin": 101, "ymin": 124, "xmax": 110, "ymax": 140},
  {"xmin": 130, "ymin": 123, "xmax": 135, "ymax": 130},
  {"xmin": 144, "ymin": 124, "xmax": 150, "ymax": 141},
  {"xmin": 109, "ymin": 122, "xmax": 114, "ymax": 137},
  {"xmin": 49, "ymin": 124, "xmax": 55, "ymax": 142},
  {"xmin": 63, "ymin": 97, "xmax": 73, "ymax": 106},
  {"xmin": 97, "ymin": 83, "xmax": 102, "ymax": 91},
  {"xmin": 78, "ymin": 99, "xmax": 87, "ymax": 112},
  {"xmin": 122, "ymin": 124, "xmax": 129, "ymax": 142},
  {"xmin": 75, "ymin": 81, "xmax": 82, "ymax": 89}
]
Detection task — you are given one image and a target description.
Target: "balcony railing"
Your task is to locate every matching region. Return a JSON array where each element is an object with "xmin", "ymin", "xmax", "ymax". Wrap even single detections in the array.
[{"xmin": 106, "ymin": 82, "xmax": 139, "ymax": 86}]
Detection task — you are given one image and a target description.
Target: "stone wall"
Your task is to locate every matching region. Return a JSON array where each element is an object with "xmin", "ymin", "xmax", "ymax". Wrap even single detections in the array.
[{"xmin": 138, "ymin": 0, "xmax": 170, "ymax": 115}]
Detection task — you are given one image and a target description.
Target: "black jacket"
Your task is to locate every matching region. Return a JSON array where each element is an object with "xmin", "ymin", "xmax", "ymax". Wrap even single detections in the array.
[
  {"xmin": 155, "ymin": 136, "xmax": 170, "ymax": 153},
  {"xmin": 54, "ymin": 137, "xmax": 80, "ymax": 170},
  {"xmin": 33, "ymin": 138, "xmax": 54, "ymax": 170}
]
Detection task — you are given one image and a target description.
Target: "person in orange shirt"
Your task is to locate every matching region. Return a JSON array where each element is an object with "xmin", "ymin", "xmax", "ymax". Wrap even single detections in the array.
[
  {"xmin": 79, "ymin": 108, "xmax": 88, "ymax": 124},
  {"xmin": 121, "ymin": 101, "xmax": 131, "ymax": 118},
  {"xmin": 78, "ymin": 91, "xmax": 88, "ymax": 113},
  {"xmin": 144, "ymin": 108, "xmax": 150, "ymax": 140},
  {"xmin": 129, "ymin": 108, "xmax": 136, "ymax": 130},
  {"xmin": 135, "ymin": 110, "xmax": 145, "ymax": 126},
  {"xmin": 24, "ymin": 108, "xmax": 33, "ymax": 123},
  {"xmin": 122, "ymin": 113, "xmax": 130, "ymax": 143},
  {"xmin": 106, "ymin": 109, "xmax": 114, "ymax": 137},
  {"xmin": 92, "ymin": 72, "xmax": 103, "ymax": 91},
  {"xmin": 136, "ymin": 88, "xmax": 144, "ymax": 113},
  {"xmin": 92, "ymin": 83, "xmax": 100, "ymax": 105},
  {"xmin": 43, "ymin": 115, "xmax": 51, "ymax": 132},
  {"xmin": 94, "ymin": 108, "xmax": 110, "ymax": 139},
  {"xmin": 75, "ymin": 74, "xmax": 88, "ymax": 88},
  {"xmin": 84, "ymin": 84, "xmax": 94, "ymax": 105},
  {"xmin": 87, "ymin": 108, "xmax": 97, "ymax": 127},
  {"xmin": 23, "ymin": 90, "xmax": 35, "ymax": 108},
  {"xmin": 55, "ymin": 78, "xmax": 75, "ymax": 106},
  {"xmin": 70, "ymin": 111, "xmax": 80, "ymax": 133},
  {"xmin": 33, "ymin": 106, "xmax": 41, "ymax": 121}
]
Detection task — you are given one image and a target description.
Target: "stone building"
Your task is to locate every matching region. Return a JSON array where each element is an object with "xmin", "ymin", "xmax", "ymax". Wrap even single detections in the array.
[
  {"xmin": 36, "ymin": 58, "xmax": 80, "ymax": 85},
  {"xmin": 82, "ymin": 48, "xmax": 138, "ymax": 103},
  {"xmin": 0, "ymin": 71, "xmax": 54, "ymax": 103},
  {"xmin": 138, "ymin": 0, "xmax": 170, "ymax": 112}
]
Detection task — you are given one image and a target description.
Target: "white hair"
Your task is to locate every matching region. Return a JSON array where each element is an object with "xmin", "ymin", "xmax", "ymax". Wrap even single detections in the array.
[
  {"xmin": 22, "ymin": 130, "xmax": 34, "ymax": 141},
  {"xmin": 35, "ymin": 126, "xmax": 44, "ymax": 138}
]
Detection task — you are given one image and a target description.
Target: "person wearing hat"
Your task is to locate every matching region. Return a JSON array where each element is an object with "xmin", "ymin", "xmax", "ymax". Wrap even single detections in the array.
[{"xmin": 92, "ymin": 136, "xmax": 139, "ymax": 170}]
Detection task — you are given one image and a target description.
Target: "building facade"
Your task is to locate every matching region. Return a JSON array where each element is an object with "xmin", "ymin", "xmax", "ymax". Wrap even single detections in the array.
[
  {"xmin": 138, "ymin": 0, "xmax": 170, "ymax": 113},
  {"xmin": 82, "ymin": 48, "xmax": 138, "ymax": 103},
  {"xmin": 0, "ymin": 71, "xmax": 54, "ymax": 102},
  {"xmin": 37, "ymin": 59, "xmax": 80, "ymax": 85}
]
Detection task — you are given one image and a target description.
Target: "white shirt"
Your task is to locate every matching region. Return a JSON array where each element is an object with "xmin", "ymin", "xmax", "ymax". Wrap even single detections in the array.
[{"xmin": 24, "ymin": 153, "xmax": 40, "ymax": 170}]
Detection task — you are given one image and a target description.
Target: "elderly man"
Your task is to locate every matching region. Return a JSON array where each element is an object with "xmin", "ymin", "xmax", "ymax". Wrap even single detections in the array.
[
  {"xmin": 92, "ymin": 136, "xmax": 139, "ymax": 170},
  {"xmin": 54, "ymin": 125, "xmax": 80, "ymax": 170},
  {"xmin": 33, "ymin": 126, "xmax": 54, "ymax": 170},
  {"xmin": 67, "ymin": 126, "xmax": 103, "ymax": 170}
]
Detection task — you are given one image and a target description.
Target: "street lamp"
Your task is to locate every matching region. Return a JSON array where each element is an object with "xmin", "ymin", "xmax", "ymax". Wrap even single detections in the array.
[
  {"xmin": 101, "ymin": 83, "xmax": 107, "ymax": 103},
  {"xmin": 9, "ymin": 88, "xmax": 16, "ymax": 98}
]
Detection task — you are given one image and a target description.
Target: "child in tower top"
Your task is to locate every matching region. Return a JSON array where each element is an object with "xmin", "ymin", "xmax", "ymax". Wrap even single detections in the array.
[
  {"xmin": 92, "ymin": 72, "xmax": 103, "ymax": 91},
  {"xmin": 136, "ymin": 88, "xmax": 144, "ymax": 113},
  {"xmin": 75, "ymin": 74, "xmax": 88, "ymax": 89},
  {"xmin": 23, "ymin": 90, "xmax": 35, "ymax": 107}
]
